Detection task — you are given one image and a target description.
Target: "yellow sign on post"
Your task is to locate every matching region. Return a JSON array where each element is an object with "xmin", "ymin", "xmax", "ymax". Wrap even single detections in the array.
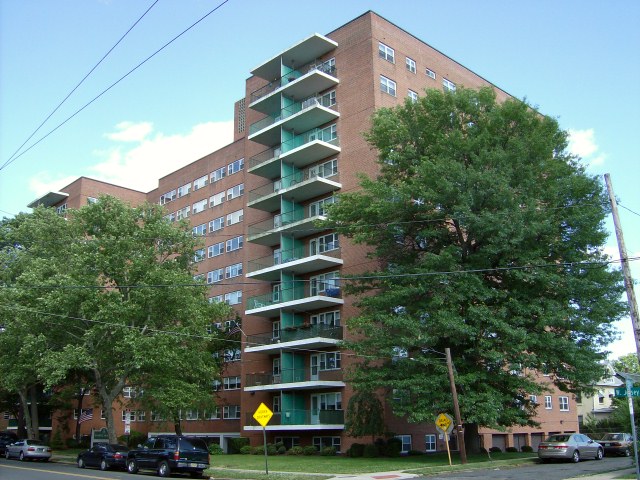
[
  {"xmin": 435, "ymin": 413, "xmax": 454, "ymax": 466},
  {"xmin": 253, "ymin": 403, "xmax": 274, "ymax": 427}
]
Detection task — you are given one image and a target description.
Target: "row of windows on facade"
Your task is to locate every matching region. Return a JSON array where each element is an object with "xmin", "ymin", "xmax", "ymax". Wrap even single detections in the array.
[
  {"xmin": 378, "ymin": 41, "xmax": 456, "ymax": 93},
  {"xmin": 530, "ymin": 394, "xmax": 571, "ymax": 411},
  {"xmin": 193, "ymin": 235, "xmax": 243, "ymax": 261},
  {"xmin": 159, "ymin": 159, "xmax": 244, "ymax": 205},
  {"xmin": 164, "ymin": 185, "xmax": 244, "ymax": 222},
  {"xmin": 171, "ymin": 208, "xmax": 244, "ymax": 228},
  {"xmin": 72, "ymin": 406, "xmax": 241, "ymax": 421},
  {"xmin": 272, "ymin": 434, "xmax": 438, "ymax": 454}
]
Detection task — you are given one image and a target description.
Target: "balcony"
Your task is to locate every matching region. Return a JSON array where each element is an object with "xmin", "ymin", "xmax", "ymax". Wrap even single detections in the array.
[
  {"xmin": 247, "ymin": 209, "xmax": 328, "ymax": 246},
  {"xmin": 250, "ymin": 61, "xmax": 339, "ymax": 114},
  {"xmin": 244, "ymin": 409, "xmax": 344, "ymax": 431},
  {"xmin": 245, "ymin": 324, "xmax": 343, "ymax": 353},
  {"xmin": 245, "ymin": 368, "xmax": 344, "ymax": 391},
  {"xmin": 245, "ymin": 284, "xmax": 343, "ymax": 318},
  {"xmin": 248, "ymin": 168, "xmax": 341, "ymax": 212},
  {"xmin": 247, "ymin": 246, "xmax": 342, "ymax": 281},
  {"xmin": 248, "ymin": 99, "xmax": 339, "ymax": 147}
]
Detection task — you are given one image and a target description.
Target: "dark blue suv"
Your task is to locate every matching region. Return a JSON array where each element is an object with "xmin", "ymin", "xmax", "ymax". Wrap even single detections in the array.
[{"xmin": 126, "ymin": 435, "xmax": 209, "ymax": 478}]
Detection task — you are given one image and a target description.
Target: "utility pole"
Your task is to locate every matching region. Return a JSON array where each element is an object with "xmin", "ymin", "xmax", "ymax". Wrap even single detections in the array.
[
  {"xmin": 604, "ymin": 174, "xmax": 640, "ymax": 363},
  {"xmin": 445, "ymin": 347, "xmax": 467, "ymax": 464}
]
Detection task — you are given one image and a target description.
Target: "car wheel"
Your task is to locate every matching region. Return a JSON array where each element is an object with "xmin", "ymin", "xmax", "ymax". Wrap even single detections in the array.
[
  {"xmin": 77, "ymin": 457, "xmax": 85, "ymax": 468},
  {"xmin": 4, "ymin": 451, "xmax": 10, "ymax": 460},
  {"xmin": 157, "ymin": 460, "xmax": 171, "ymax": 478},
  {"xmin": 595, "ymin": 448, "xmax": 603, "ymax": 460},
  {"xmin": 571, "ymin": 450, "xmax": 580, "ymax": 463},
  {"xmin": 127, "ymin": 458, "xmax": 139, "ymax": 474},
  {"xmin": 19, "ymin": 451, "xmax": 25, "ymax": 461},
  {"xmin": 100, "ymin": 458, "xmax": 108, "ymax": 471}
]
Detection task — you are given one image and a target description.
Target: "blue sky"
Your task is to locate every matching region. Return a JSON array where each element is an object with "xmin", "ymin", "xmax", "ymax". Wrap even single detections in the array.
[{"xmin": 1, "ymin": 0, "xmax": 639, "ymax": 359}]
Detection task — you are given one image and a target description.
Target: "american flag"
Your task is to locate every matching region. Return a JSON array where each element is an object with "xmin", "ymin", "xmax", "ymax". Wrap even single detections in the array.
[
  {"xmin": 227, "ymin": 324, "xmax": 242, "ymax": 336},
  {"xmin": 78, "ymin": 408, "xmax": 93, "ymax": 424}
]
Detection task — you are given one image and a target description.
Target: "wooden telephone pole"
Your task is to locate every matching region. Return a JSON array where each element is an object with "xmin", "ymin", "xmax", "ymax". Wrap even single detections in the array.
[
  {"xmin": 445, "ymin": 347, "xmax": 467, "ymax": 464},
  {"xmin": 604, "ymin": 173, "xmax": 640, "ymax": 363}
]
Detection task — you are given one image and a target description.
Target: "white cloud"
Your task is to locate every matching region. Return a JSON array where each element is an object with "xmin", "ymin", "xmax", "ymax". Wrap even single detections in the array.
[
  {"xmin": 105, "ymin": 121, "xmax": 153, "ymax": 142},
  {"xmin": 567, "ymin": 128, "xmax": 607, "ymax": 167},
  {"xmin": 89, "ymin": 120, "xmax": 233, "ymax": 192}
]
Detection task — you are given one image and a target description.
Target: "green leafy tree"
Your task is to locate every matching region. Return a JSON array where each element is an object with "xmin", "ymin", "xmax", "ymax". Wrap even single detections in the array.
[
  {"xmin": 0, "ymin": 197, "xmax": 231, "ymax": 443},
  {"xmin": 327, "ymin": 87, "xmax": 626, "ymax": 436},
  {"xmin": 344, "ymin": 390, "xmax": 386, "ymax": 441},
  {"xmin": 613, "ymin": 353, "xmax": 640, "ymax": 374}
]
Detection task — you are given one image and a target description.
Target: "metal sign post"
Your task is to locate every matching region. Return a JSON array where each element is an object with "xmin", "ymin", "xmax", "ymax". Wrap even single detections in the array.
[
  {"xmin": 253, "ymin": 403, "xmax": 274, "ymax": 474},
  {"xmin": 435, "ymin": 413, "xmax": 454, "ymax": 466},
  {"xmin": 625, "ymin": 379, "xmax": 640, "ymax": 480}
]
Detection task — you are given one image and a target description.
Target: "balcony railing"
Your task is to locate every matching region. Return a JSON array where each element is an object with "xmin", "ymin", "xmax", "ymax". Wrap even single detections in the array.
[
  {"xmin": 249, "ymin": 98, "xmax": 337, "ymax": 136},
  {"xmin": 248, "ymin": 133, "xmax": 339, "ymax": 172},
  {"xmin": 245, "ymin": 409, "xmax": 344, "ymax": 427},
  {"xmin": 246, "ymin": 283, "xmax": 341, "ymax": 310},
  {"xmin": 246, "ymin": 367, "xmax": 343, "ymax": 387},
  {"xmin": 246, "ymin": 324, "xmax": 343, "ymax": 347},
  {"xmin": 250, "ymin": 61, "xmax": 338, "ymax": 104},
  {"xmin": 247, "ymin": 245, "xmax": 341, "ymax": 273},
  {"xmin": 248, "ymin": 167, "xmax": 339, "ymax": 204}
]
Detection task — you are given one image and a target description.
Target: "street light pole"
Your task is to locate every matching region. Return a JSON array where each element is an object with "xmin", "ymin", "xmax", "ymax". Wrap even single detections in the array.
[{"xmin": 445, "ymin": 347, "xmax": 467, "ymax": 464}]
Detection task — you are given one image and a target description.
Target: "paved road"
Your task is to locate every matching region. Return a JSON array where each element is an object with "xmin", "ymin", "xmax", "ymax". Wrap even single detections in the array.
[
  {"xmin": 0, "ymin": 457, "xmax": 131, "ymax": 480},
  {"xmin": 419, "ymin": 456, "xmax": 633, "ymax": 480}
]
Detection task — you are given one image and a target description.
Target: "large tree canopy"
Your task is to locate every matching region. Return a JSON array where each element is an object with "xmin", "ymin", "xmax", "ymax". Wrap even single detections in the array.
[
  {"xmin": 328, "ymin": 87, "xmax": 625, "ymax": 430},
  {"xmin": 0, "ymin": 197, "xmax": 231, "ymax": 442}
]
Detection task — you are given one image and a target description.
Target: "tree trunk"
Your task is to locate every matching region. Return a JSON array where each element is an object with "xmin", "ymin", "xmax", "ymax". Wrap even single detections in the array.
[
  {"xmin": 17, "ymin": 388, "xmax": 34, "ymax": 440},
  {"xmin": 93, "ymin": 367, "xmax": 126, "ymax": 444},
  {"xmin": 29, "ymin": 385, "xmax": 40, "ymax": 441},
  {"xmin": 174, "ymin": 416, "xmax": 183, "ymax": 436},
  {"xmin": 75, "ymin": 388, "xmax": 86, "ymax": 443}
]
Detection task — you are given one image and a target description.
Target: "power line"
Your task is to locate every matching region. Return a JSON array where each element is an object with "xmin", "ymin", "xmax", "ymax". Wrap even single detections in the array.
[
  {"xmin": 0, "ymin": 0, "xmax": 231, "ymax": 173},
  {"xmin": 1, "ymin": 0, "xmax": 161, "ymax": 170},
  {"xmin": 619, "ymin": 202, "xmax": 640, "ymax": 219}
]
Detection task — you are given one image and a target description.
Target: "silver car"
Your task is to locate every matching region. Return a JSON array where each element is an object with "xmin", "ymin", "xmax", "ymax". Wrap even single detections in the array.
[
  {"xmin": 538, "ymin": 433, "xmax": 603, "ymax": 463},
  {"xmin": 4, "ymin": 439, "xmax": 52, "ymax": 461}
]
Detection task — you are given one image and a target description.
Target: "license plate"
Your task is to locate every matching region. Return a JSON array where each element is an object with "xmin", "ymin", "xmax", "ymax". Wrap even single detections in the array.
[
  {"xmin": 189, "ymin": 463, "xmax": 198, "ymax": 467},
  {"xmin": 37, "ymin": 448, "xmax": 45, "ymax": 452}
]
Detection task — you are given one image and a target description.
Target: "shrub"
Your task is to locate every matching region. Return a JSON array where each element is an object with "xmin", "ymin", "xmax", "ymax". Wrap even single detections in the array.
[
  {"xmin": 505, "ymin": 446, "xmax": 518, "ymax": 453},
  {"xmin": 274, "ymin": 441, "xmax": 284, "ymax": 450},
  {"xmin": 321, "ymin": 446, "xmax": 337, "ymax": 456},
  {"xmin": 209, "ymin": 443, "xmax": 224, "ymax": 455},
  {"xmin": 239, "ymin": 445, "xmax": 252, "ymax": 455},
  {"xmin": 267, "ymin": 444, "xmax": 278, "ymax": 456},
  {"xmin": 288, "ymin": 446, "xmax": 304, "ymax": 455},
  {"xmin": 229, "ymin": 437, "xmax": 250, "ymax": 453},
  {"xmin": 521, "ymin": 445, "xmax": 533, "ymax": 453},
  {"xmin": 347, "ymin": 443, "xmax": 365, "ymax": 457},
  {"xmin": 277, "ymin": 446, "xmax": 286, "ymax": 455},
  {"xmin": 408, "ymin": 449, "xmax": 424, "ymax": 456},
  {"xmin": 489, "ymin": 446, "xmax": 502, "ymax": 453},
  {"xmin": 251, "ymin": 446, "xmax": 264, "ymax": 455},
  {"xmin": 64, "ymin": 438, "xmax": 80, "ymax": 448},
  {"xmin": 363, "ymin": 443, "xmax": 379, "ymax": 458},
  {"xmin": 118, "ymin": 430, "xmax": 147, "ymax": 448},
  {"xmin": 50, "ymin": 430, "xmax": 64, "ymax": 450},
  {"xmin": 479, "ymin": 447, "xmax": 488, "ymax": 454},
  {"xmin": 384, "ymin": 437, "xmax": 402, "ymax": 457},
  {"xmin": 303, "ymin": 445, "xmax": 317, "ymax": 455}
]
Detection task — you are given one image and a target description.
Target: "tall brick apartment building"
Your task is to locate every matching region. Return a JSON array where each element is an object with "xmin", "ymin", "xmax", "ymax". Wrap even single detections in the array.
[{"xmin": 11, "ymin": 11, "xmax": 578, "ymax": 453}]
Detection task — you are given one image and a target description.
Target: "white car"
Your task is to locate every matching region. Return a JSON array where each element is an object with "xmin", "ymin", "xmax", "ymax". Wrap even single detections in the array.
[{"xmin": 4, "ymin": 439, "xmax": 52, "ymax": 461}]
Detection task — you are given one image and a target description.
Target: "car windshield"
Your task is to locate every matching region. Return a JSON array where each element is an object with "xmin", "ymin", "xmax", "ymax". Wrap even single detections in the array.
[
  {"xmin": 546, "ymin": 435, "xmax": 571, "ymax": 442},
  {"xmin": 601, "ymin": 433, "xmax": 624, "ymax": 440}
]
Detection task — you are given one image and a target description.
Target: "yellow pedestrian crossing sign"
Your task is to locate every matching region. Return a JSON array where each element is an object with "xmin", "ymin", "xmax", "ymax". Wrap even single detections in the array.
[
  {"xmin": 253, "ymin": 403, "xmax": 273, "ymax": 427},
  {"xmin": 435, "ymin": 413, "xmax": 454, "ymax": 434}
]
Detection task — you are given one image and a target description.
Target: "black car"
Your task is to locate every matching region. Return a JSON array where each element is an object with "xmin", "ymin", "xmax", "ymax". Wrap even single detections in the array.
[
  {"xmin": 126, "ymin": 435, "xmax": 209, "ymax": 478},
  {"xmin": 77, "ymin": 443, "xmax": 130, "ymax": 471},
  {"xmin": 0, "ymin": 432, "xmax": 18, "ymax": 455}
]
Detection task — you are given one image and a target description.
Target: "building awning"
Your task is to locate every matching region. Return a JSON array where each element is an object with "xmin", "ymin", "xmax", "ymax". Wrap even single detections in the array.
[{"xmin": 27, "ymin": 191, "xmax": 69, "ymax": 208}]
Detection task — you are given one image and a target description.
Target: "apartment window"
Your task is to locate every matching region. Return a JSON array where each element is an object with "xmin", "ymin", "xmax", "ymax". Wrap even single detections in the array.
[
  {"xmin": 177, "ymin": 183, "xmax": 191, "ymax": 198},
  {"xmin": 318, "ymin": 351, "xmax": 341, "ymax": 370},
  {"xmin": 123, "ymin": 386, "xmax": 141, "ymax": 398},
  {"xmin": 406, "ymin": 57, "xmax": 416, "ymax": 73},
  {"xmin": 193, "ymin": 175, "xmax": 208, "ymax": 190},
  {"xmin": 223, "ymin": 405, "xmax": 241, "ymax": 419},
  {"xmin": 212, "ymin": 380, "xmax": 221, "ymax": 391},
  {"xmin": 309, "ymin": 196, "xmax": 335, "ymax": 217},
  {"xmin": 207, "ymin": 268, "xmax": 224, "ymax": 284},
  {"xmin": 396, "ymin": 435, "xmax": 412, "ymax": 454},
  {"xmin": 544, "ymin": 395, "xmax": 552, "ymax": 409},
  {"xmin": 529, "ymin": 395, "xmax": 538, "ymax": 405},
  {"xmin": 193, "ymin": 248, "xmax": 205, "ymax": 263},
  {"xmin": 227, "ymin": 183, "xmax": 244, "ymax": 200},
  {"xmin": 208, "ymin": 242, "xmax": 225, "ymax": 258},
  {"xmin": 559, "ymin": 396, "xmax": 569, "ymax": 411},
  {"xmin": 225, "ymin": 262, "xmax": 243, "ymax": 279},
  {"xmin": 185, "ymin": 410, "xmax": 199, "ymax": 421},
  {"xmin": 56, "ymin": 204, "xmax": 67, "ymax": 215},
  {"xmin": 209, "ymin": 216, "xmax": 224, "ymax": 232},
  {"xmin": 378, "ymin": 42, "xmax": 395, "ymax": 63},
  {"xmin": 228, "ymin": 158, "xmax": 244, "ymax": 175},
  {"xmin": 87, "ymin": 197, "xmax": 98, "ymax": 204},
  {"xmin": 310, "ymin": 271, "xmax": 339, "ymax": 295},
  {"xmin": 193, "ymin": 273, "xmax": 204, "ymax": 282},
  {"xmin": 226, "ymin": 209, "xmax": 243, "ymax": 226},
  {"xmin": 160, "ymin": 190, "xmax": 176, "ymax": 205},
  {"xmin": 380, "ymin": 75, "xmax": 397, "ymax": 96},
  {"xmin": 176, "ymin": 206, "xmax": 190, "ymax": 220},
  {"xmin": 408, "ymin": 90, "xmax": 418, "ymax": 102},
  {"xmin": 443, "ymin": 78, "xmax": 456, "ymax": 92},
  {"xmin": 122, "ymin": 410, "xmax": 139, "ymax": 422},
  {"xmin": 310, "ymin": 158, "xmax": 338, "ymax": 179},
  {"xmin": 192, "ymin": 223, "xmax": 206, "ymax": 236},
  {"xmin": 313, "ymin": 437, "xmax": 341, "ymax": 452},
  {"xmin": 192, "ymin": 199, "xmax": 207, "ymax": 214},
  {"xmin": 273, "ymin": 395, "xmax": 281, "ymax": 414},
  {"xmin": 209, "ymin": 295, "xmax": 223, "ymax": 303},
  {"xmin": 100, "ymin": 410, "xmax": 106, "ymax": 420},
  {"xmin": 313, "ymin": 123, "xmax": 337, "ymax": 142},
  {"xmin": 310, "ymin": 232, "xmax": 339, "ymax": 254},
  {"xmin": 426, "ymin": 68, "xmax": 436, "ymax": 79},
  {"xmin": 151, "ymin": 411, "xmax": 165, "ymax": 422},
  {"xmin": 224, "ymin": 376, "xmax": 241, "ymax": 390},
  {"xmin": 425, "ymin": 434, "xmax": 437, "ymax": 452},
  {"xmin": 224, "ymin": 290, "xmax": 242, "ymax": 305},
  {"xmin": 210, "ymin": 192, "xmax": 225, "ymax": 208},
  {"xmin": 226, "ymin": 236, "xmax": 243, "ymax": 252},
  {"xmin": 224, "ymin": 348, "xmax": 241, "ymax": 362},
  {"xmin": 164, "ymin": 212, "xmax": 176, "ymax": 223},
  {"xmin": 206, "ymin": 407, "xmax": 221, "ymax": 420},
  {"xmin": 310, "ymin": 310, "xmax": 340, "ymax": 327},
  {"xmin": 210, "ymin": 166, "xmax": 226, "ymax": 183}
]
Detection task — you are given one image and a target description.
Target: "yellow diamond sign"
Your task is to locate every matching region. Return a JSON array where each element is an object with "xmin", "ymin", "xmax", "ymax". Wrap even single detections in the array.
[
  {"xmin": 253, "ymin": 402, "xmax": 273, "ymax": 427},
  {"xmin": 435, "ymin": 413, "xmax": 453, "ymax": 434}
]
